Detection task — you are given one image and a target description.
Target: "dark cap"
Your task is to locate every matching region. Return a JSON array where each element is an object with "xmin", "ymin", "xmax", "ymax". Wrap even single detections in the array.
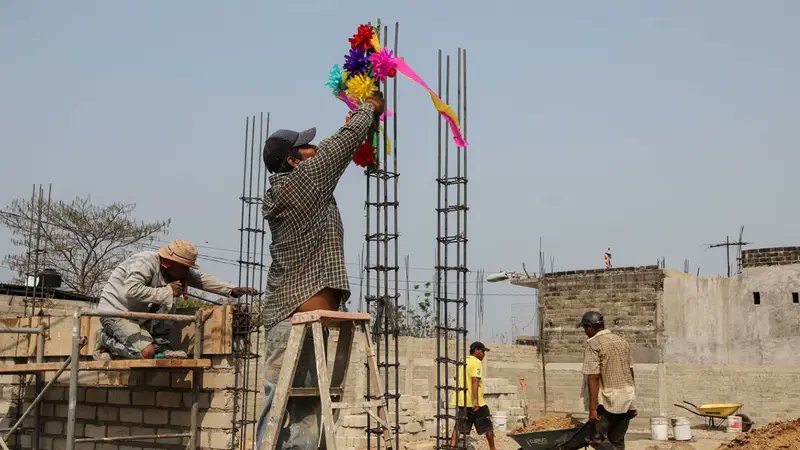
[
  {"xmin": 469, "ymin": 341, "xmax": 490, "ymax": 354},
  {"xmin": 578, "ymin": 311, "xmax": 604, "ymax": 328},
  {"xmin": 263, "ymin": 127, "xmax": 317, "ymax": 173}
]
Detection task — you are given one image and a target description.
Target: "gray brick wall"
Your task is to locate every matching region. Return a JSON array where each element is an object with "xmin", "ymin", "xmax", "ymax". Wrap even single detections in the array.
[
  {"xmin": 742, "ymin": 247, "xmax": 800, "ymax": 268},
  {"xmin": 538, "ymin": 266, "xmax": 664, "ymax": 363}
]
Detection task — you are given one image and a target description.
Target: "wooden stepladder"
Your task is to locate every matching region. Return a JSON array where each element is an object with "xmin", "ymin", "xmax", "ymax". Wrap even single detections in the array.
[{"xmin": 261, "ymin": 310, "xmax": 394, "ymax": 450}]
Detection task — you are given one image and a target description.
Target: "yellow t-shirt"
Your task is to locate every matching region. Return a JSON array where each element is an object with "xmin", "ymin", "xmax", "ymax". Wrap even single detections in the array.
[{"xmin": 451, "ymin": 355, "xmax": 485, "ymax": 407}]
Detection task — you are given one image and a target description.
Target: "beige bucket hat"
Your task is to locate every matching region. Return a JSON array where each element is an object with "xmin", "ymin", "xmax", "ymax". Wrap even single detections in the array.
[{"xmin": 158, "ymin": 239, "xmax": 199, "ymax": 268}]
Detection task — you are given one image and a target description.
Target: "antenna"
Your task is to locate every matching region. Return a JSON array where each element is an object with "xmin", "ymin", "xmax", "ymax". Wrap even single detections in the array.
[{"xmin": 707, "ymin": 227, "xmax": 751, "ymax": 277}]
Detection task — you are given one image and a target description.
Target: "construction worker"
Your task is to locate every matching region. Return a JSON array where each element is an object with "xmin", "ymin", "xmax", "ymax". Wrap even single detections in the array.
[
  {"xmin": 579, "ymin": 311, "xmax": 637, "ymax": 450},
  {"xmin": 256, "ymin": 93, "xmax": 385, "ymax": 449},
  {"xmin": 94, "ymin": 239, "xmax": 256, "ymax": 359},
  {"xmin": 450, "ymin": 341, "xmax": 496, "ymax": 450}
]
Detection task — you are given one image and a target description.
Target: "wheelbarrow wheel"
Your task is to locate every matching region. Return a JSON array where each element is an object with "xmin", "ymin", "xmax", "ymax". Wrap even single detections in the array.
[{"xmin": 737, "ymin": 414, "xmax": 753, "ymax": 432}]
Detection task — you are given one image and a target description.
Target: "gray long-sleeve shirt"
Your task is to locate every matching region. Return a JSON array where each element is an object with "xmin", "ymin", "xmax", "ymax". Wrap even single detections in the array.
[
  {"xmin": 97, "ymin": 251, "xmax": 235, "ymax": 313},
  {"xmin": 261, "ymin": 103, "xmax": 376, "ymax": 329}
]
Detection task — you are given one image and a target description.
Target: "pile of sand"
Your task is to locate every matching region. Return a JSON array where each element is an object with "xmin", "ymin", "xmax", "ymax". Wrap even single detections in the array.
[
  {"xmin": 511, "ymin": 415, "xmax": 574, "ymax": 434},
  {"xmin": 718, "ymin": 419, "xmax": 800, "ymax": 450}
]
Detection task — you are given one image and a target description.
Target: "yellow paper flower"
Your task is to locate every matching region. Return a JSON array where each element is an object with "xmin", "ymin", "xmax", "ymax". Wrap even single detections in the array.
[{"xmin": 345, "ymin": 73, "xmax": 376, "ymax": 101}]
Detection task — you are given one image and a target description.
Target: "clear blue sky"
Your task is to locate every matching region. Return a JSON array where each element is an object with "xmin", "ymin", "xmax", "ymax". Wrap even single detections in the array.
[{"xmin": 2, "ymin": 1, "xmax": 798, "ymax": 342}]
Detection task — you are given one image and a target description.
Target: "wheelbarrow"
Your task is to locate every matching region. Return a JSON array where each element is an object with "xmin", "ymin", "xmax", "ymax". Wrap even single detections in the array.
[
  {"xmin": 673, "ymin": 400, "xmax": 753, "ymax": 432},
  {"xmin": 509, "ymin": 418, "xmax": 591, "ymax": 450}
]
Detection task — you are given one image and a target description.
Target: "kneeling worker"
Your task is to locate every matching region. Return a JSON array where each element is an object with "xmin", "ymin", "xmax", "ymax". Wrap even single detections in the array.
[{"xmin": 95, "ymin": 239, "xmax": 257, "ymax": 359}]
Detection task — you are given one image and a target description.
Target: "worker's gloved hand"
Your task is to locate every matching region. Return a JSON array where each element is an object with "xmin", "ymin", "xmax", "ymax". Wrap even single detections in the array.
[{"xmin": 230, "ymin": 287, "xmax": 259, "ymax": 298}]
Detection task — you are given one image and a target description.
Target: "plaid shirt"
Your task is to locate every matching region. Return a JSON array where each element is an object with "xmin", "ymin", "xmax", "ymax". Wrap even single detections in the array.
[
  {"xmin": 261, "ymin": 103, "xmax": 376, "ymax": 330},
  {"xmin": 581, "ymin": 329, "xmax": 636, "ymax": 414}
]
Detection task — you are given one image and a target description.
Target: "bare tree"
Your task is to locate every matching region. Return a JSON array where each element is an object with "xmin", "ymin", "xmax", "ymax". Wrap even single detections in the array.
[{"xmin": 1, "ymin": 196, "xmax": 169, "ymax": 296}]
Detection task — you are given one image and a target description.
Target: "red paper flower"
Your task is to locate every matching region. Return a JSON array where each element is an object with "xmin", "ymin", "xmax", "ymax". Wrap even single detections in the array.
[
  {"xmin": 353, "ymin": 141, "xmax": 377, "ymax": 167},
  {"xmin": 349, "ymin": 24, "xmax": 375, "ymax": 50}
]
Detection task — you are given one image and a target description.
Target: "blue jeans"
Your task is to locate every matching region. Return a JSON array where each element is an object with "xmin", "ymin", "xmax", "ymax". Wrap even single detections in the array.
[{"xmin": 256, "ymin": 320, "xmax": 324, "ymax": 449}]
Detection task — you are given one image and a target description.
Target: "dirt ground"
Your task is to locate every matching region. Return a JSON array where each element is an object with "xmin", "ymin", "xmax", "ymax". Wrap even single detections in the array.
[
  {"xmin": 717, "ymin": 419, "xmax": 800, "ymax": 450},
  {"xmin": 462, "ymin": 418, "xmax": 800, "ymax": 450}
]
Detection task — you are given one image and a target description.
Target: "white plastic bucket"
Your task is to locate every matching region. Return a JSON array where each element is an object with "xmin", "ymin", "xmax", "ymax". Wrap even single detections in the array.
[
  {"xmin": 672, "ymin": 417, "xmax": 692, "ymax": 441},
  {"xmin": 650, "ymin": 417, "xmax": 669, "ymax": 441},
  {"xmin": 493, "ymin": 411, "xmax": 508, "ymax": 431},
  {"xmin": 727, "ymin": 415, "xmax": 743, "ymax": 433}
]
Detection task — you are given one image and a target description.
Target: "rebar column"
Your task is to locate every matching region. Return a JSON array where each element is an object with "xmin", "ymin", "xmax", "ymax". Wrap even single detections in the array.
[
  {"xmin": 434, "ymin": 48, "xmax": 469, "ymax": 450},
  {"xmin": 65, "ymin": 311, "xmax": 81, "ymax": 450},
  {"xmin": 365, "ymin": 21, "xmax": 401, "ymax": 450},
  {"xmin": 234, "ymin": 112, "xmax": 270, "ymax": 449}
]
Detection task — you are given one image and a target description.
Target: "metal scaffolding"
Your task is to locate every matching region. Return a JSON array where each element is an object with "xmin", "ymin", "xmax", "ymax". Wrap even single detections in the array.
[
  {"xmin": 364, "ymin": 21, "xmax": 401, "ymax": 450},
  {"xmin": 434, "ymin": 48, "xmax": 469, "ymax": 450},
  {"xmin": 232, "ymin": 112, "xmax": 270, "ymax": 449}
]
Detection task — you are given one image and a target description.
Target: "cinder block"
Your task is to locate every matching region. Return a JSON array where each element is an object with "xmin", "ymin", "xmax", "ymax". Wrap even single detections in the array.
[
  {"xmin": 209, "ymin": 391, "xmax": 233, "ymax": 409},
  {"xmin": 143, "ymin": 408, "xmax": 169, "ymax": 425},
  {"xmin": 85, "ymin": 388, "xmax": 107, "ymax": 403},
  {"xmin": 107, "ymin": 425, "xmax": 130, "ymax": 436},
  {"xmin": 45, "ymin": 420, "xmax": 63, "ymax": 434},
  {"xmin": 76, "ymin": 405, "xmax": 96, "ymax": 420},
  {"xmin": 144, "ymin": 371, "xmax": 170, "ymax": 387},
  {"xmin": 208, "ymin": 430, "xmax": 232, "ymax": 449},
  {"xmin": 201, "ymin": 411, "xmax": 233, "ymax": 429},
  {"xmin": 84, "ymin": 423, "xmax": 106, "ymax": 438},
  {"xmin": 183, "ymin": 391, "xmax": 211, "ymax": 409},
  {"xmin": 120, "ymin": 407, "xmax": 143, "ymax": 423},
  {"xmin": 155, "ymin": 391, "xmax": 182, "ymax": 408},
  {"xmin": 108, "ymin": 390, "xmax": 130, "ymax": 405},
  {"xmin": 132, "ymin": 391, "xmax": 155, "ymax": 406},
  {"xmin": 171, "ymin": 372, "xmax": 193, "ymax": 388},
  {"xmin": 202, "ymin": 371, "xmax": 235, "ymax": 389},
  {"xmin": 97, "ymin": 406, "xmax": 119, "ymax": 421},
  {"xmin": 170, "ymin": 410, "xmax": 191, "ymax": 427}
]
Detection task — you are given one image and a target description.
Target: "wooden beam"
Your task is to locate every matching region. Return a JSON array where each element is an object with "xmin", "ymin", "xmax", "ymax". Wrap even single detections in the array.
[{"xmin": 0, "ymin": 358, "xmax": 212, "ymax": 374}]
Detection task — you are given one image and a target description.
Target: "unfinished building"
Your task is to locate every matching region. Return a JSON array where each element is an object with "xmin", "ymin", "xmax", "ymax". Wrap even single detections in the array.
[{"xmin": 511, "ymin": 246, "xmax": 800, "ymax": 424}]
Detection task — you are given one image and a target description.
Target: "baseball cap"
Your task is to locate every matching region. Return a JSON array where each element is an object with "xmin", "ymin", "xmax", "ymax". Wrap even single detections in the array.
[
  {"xmin": 263, "ymin": 127, "xmax": 317, "ymax": 173},
  {"xmin": 469, "ymin": 341, "xmax": 490, "ymax": 354}
]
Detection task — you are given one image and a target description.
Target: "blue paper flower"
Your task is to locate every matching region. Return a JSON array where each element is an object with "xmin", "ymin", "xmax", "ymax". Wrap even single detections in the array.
[{"xmin": 325, "ymin": 64, "xmax": 346, "ymax": 94}]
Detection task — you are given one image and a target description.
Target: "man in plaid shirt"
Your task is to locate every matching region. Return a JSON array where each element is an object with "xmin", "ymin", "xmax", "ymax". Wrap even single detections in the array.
[
  {"xmin": 256, "ymin": 93, "xmax": 385, "ymax": 449},
  {"xmin": 580, "ymin": 311, "xmax": 637, "ymax": 450}
]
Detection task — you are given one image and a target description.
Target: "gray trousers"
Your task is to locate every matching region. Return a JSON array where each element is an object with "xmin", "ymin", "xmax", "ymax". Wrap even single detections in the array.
[{"xmin": 256, "ymin": 320, "xmax": 325, "ymax": 449}]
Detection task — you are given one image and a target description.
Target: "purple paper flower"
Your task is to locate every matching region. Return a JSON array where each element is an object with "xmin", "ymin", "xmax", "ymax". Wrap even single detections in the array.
[{"xmin": 343, "ymin": 48, "xmax": 370, "ymax": 75}]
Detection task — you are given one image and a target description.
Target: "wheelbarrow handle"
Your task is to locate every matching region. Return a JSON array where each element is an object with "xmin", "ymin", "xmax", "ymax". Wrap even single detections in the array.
[
  {"xmin": 674, "ymin": 403, "xmax": 700, "ymax": 415},
  {"xmin": 683, "ymin": 400, "xmax": 699, "ymax": 409}
]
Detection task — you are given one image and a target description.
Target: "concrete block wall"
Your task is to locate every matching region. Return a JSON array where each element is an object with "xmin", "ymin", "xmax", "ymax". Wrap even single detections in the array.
[
  {"xmin": 663, "ymin": 364, "xmax": 800, "ymax": 425},
  {"xmin": 538, "ymin": 266, "xmax": 664, "ymax": 362},
  {"xmin": 0, "ymin": 355, "xmax": 238, "ymax": 450},
  {"xmin": 742, "ymin": 247, "xmax": 800, "ymax": 268}
]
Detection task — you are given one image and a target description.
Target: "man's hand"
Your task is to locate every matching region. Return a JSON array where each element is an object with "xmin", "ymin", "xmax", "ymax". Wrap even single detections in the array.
[
  {"xmin": 589, "ymin": 408, "xmax": 601, "ymax": 423},
  {"xmin": 169, "ymin": 281, "xmax": 185, "ymax": 298},
  {"xmin": 365, "ymin": 93, "xmax": 386, "ymax": 115},
  {"xmin": 472, "ymin": 404, "xmax": 480, "ymax": 412},
  {"xmin": 230, "ymin": 287, "xmax": 259, "ymax": 298}
]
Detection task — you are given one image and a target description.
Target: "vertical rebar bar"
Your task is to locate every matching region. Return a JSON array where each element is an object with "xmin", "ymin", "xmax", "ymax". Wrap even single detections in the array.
[
  {"xmin": 190, "ymin": 310, "xmax": 202, "ymax": 450},
  {"xmin": 435, "ymin": 49, "xmax": 443, "ymax": 449},
  {"xmin": 251, "ymin": 112, "xmax": 270, "ymax": 450},
  {"xmin": 32, "ymin": 327, "xmax": 45, "ymax": 449},
  {"xmin": 65, "ymin": 311, "xmax": 80, "ymax": 450},
  {"xmin": 392, "ymin": 23, "xmax": 400, "ymax": 450}
]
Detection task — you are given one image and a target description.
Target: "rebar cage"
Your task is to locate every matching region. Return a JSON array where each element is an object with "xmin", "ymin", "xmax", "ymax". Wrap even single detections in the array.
[{"xmin": 434, "ymin": 48, "xmax": 469, "ymax": 450}]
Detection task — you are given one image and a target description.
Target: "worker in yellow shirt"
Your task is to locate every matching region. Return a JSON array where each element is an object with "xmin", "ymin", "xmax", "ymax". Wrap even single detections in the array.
[{"xmin": 450, "ymin": 341, "xmax": 496, "ymax": 450}]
